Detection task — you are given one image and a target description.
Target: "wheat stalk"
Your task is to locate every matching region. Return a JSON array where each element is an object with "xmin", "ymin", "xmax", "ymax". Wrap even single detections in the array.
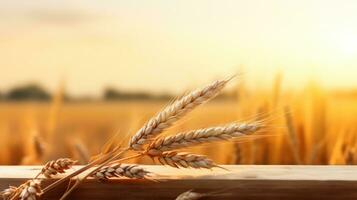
[
  {"xmin": 129, "ymin": 77, "xmax": 232, "ymax": 150},
  {"xmin": 21, "ymin": 134, "xmax": 46, "ymax": 165},
  {"xmin": 146, "ymin": 122, "xmax": 262, "ymax": 156},
  {"xmin": 284, "ymin": 106, "xmax": 302, "ymax": 164},
  {"xmin": 155, "ymin": 151, "xmax": 218, "ymax": 169},
  {"xmin": 91, "ymin": 164, "xmax": 151, "ymax": 180},
  {"xmin": 40, "ymin": 158, "xmax": 77, "ymax": 178},
  {"xmin": 72, "ymin": 139, "xmax": 90, "ymax": 164}
]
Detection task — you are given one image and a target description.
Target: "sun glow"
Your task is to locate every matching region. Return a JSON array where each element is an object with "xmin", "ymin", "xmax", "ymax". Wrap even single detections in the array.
[
  {"xmin": 1, "ymin": 0, "xmax": 357, "ymax": 94},
  {"xmin": 332, "ymin": 30, "xmax": 357, "ymax": 56}
]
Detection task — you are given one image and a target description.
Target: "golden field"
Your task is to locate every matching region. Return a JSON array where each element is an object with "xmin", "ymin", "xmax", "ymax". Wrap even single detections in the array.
[{"xmin": 1, "ymin": 80, "xmax": 356, "ymax": 166}]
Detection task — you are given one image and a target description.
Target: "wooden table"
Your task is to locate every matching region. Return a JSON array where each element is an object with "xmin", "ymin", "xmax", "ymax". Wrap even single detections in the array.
[{"xmin": 1, "ymin": 165, "xmax": 357, "ymax": 199}]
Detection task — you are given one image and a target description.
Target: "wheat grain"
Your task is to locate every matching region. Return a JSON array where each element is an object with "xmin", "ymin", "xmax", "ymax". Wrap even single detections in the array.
[
  {"xmin": 146, "ymin": 122, "xmax": 261, "ymax": 156},
  {"xmin": 19, "ymin": 180, "xmax": 42, "ymax": 200},
  {"xmin": 129, "ymin": 77, "xmax": 232, "ymax": 150},
  {"xmin": 92, "ymin": 164, "xmax": 150, "ymax": 180},
  {"xmin": 155, "ymin": 151, "xmax": 218, "ymax": 169},
  {"xmin": 41, "ymin": 158, "xmax": 76, "ymax": 178}
]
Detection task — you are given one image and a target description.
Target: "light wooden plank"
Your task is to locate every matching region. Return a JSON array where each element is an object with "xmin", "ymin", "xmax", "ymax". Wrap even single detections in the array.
[{"xmin": 1, "ymin": 165, "xmax": 357, "ymax": 199}]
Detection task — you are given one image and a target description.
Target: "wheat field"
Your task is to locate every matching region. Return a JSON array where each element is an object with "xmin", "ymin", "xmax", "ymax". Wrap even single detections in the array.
[{"xmin": 0, "ymin": 78, "xmax": 356, "ymax": 166}]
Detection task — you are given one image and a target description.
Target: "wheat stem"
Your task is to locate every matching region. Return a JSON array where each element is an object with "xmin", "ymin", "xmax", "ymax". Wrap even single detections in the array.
[{"xmin": 284, "ymin": 107, "xmax": 302, "ymax": 164}]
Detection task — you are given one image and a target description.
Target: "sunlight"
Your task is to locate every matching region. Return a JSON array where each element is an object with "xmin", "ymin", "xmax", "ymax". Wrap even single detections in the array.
[{"xmin": 334, "ymin": 30, "xmax": 357, "ymax": 56}]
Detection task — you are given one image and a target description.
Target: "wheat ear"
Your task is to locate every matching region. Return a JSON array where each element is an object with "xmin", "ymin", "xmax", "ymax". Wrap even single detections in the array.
[
  {"xmin": 3, "ymin": 181, "xmax": 42, "ymax": 200},
  {"xmin": 19, "ymin": 180, "xmax": 42, "ymax": 200},
  {"xmin": 155, "ymin": 151, "xmax": 218, "ymax": 169},
  {"xmin": 40, "ymin": 158, "xmax": 77, "ymax": 178},
  {"xmin": 146, "ymin": 122, "xmax": 262, "ymax": 156},
  {"xmin": 1, "ymin": 186, "xmax": 18, "ymax": 200},
  {"xmin": 175, "ymin": 188, "xmax": 232, "ymax": 200},
  {"xmin": 92, "ymin": 164, "xmax": 151, "ymax": 180},
  {"xmin": 175, "ymin": 190, "xmax": 204, "ymax": 200},
  {"xmin": 129, "ymin": 77, "xmax": 232, "ymax": 150},
  {"xmin": 4, "ymin": 158, "xmax": 75, "ymax": 200}
]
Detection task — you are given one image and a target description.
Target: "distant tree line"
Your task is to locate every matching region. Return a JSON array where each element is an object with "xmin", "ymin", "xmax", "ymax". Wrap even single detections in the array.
[
  {"xmin": 1, "ymin": 84, "xmax": 51, "ymax": 101},
  {"xmin": 0, "ymin": 83, "xmax": 174, "ymax": 101},
  {"xmin": 103, "ymin": 87, "xmax": 172, "ymax": 101},
  {"xmin": 0, "ymin": 83, "xmax": 235, "ymax": 102}
]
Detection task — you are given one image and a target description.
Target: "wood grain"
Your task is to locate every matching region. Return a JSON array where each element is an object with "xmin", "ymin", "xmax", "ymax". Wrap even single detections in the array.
[{"xmin": 1, "ymin": 165, "xmax": 357, "ymax": 200}]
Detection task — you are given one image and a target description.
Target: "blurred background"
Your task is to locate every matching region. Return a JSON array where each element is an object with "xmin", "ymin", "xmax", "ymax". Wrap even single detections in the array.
[{"xmin": 0, "ymin": 0, "xmax": 356, "ymax": 165}]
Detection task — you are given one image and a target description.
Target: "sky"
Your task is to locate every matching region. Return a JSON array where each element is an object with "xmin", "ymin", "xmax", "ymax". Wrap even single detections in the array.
[{"xmin": 1, "ymin": 0, "xmax": 357, "ymax": 96}]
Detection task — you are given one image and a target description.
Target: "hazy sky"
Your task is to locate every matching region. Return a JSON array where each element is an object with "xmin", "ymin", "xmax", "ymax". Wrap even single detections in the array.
[{"xmin": 1, "ymin": 0, "xmax": 357, "ymax": 96}]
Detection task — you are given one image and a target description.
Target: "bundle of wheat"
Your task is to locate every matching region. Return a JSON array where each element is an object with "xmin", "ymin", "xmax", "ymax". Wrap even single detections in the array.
[{"xmin": 6, "ymin": 76, "xmax": 268, "ymax": 200}]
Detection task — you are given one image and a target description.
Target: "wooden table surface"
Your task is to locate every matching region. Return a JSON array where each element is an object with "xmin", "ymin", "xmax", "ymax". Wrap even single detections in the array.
[{"xmin": 1, "ymin": 165, "xmax": 357, "ymax": 200}]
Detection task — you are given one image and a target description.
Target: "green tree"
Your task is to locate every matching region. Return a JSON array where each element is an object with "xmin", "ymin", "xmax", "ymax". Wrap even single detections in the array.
[
  {"xmin": 103, "ymin": 87, "xmax": 151, "ymax": 100},
  {"xmin": 7, "ymin": 84, "xmax": 51, "ymax": 101}
]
